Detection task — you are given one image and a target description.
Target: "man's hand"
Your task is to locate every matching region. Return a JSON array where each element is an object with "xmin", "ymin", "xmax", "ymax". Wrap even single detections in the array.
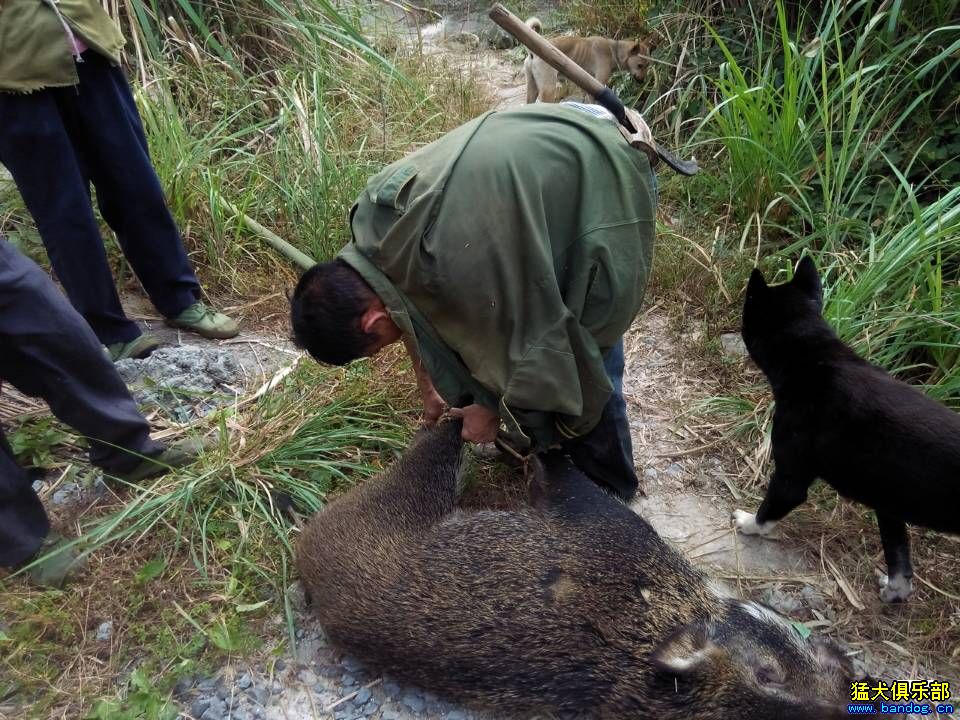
[
  {"xmin": 449, "ymin": 404, "xmax": 499, "ymax": 444},
  {"xmin": 421, "ymin": 386, "xmax": 446, "ymax": 427}
]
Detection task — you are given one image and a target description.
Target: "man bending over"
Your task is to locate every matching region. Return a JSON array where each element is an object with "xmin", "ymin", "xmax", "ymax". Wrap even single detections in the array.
[{"xmin": 290, "ymin": 104, "xmax": 656, "ymax": 500}]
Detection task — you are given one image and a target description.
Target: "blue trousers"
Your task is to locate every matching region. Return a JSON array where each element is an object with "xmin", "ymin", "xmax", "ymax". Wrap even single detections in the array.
[
  {"xmin": 0, "ymin": 52, "xmax": 200, "ymax": 345},
  {"xmin": 0, "ymin": 240, "xmax": 163, "ymax": 567},
  {"xmin": 563, "ymin": 339, "xmax": 639, "ymax": 500}
]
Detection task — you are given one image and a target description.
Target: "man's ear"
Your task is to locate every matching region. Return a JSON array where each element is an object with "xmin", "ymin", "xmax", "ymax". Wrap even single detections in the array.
[
  {"xmin": 746, "ymin": 267, "xmax": 768, "ymax": 297},
  {"xmin": 359, "ymin": 306, "xmax": 389, "ymax": 334},
  {"xmin": 792, "ymin": 255, "xmax": 822, "ymax": 302},
  {"xmin": 650, "ymin": 620, "xmax": 719, "ymax": 676}
]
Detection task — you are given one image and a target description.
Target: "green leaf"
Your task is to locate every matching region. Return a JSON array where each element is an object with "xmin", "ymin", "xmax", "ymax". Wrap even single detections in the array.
[
  {"xmin": 791, "ymin": 621, "xmax": 812, "ymax": 640},
  {"xmin": 129, "ymin": 667, "xmax": 151, "ymax": 693},
  {"xmin": 135, "ymin": 558, "xmax": 167, "ymax": 585},
  {"xmin": 235, "ymin": 600, "xmax": 270, "ymax": 613},
  {"xmin": 84, "ymin": 699, "xmax": 122, "ymax": 720}
]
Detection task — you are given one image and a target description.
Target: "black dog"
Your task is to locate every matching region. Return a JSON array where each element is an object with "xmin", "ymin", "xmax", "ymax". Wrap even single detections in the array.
[{"xmin": 732, "ymin": 256, "xmax": 960, "ymax": 602}]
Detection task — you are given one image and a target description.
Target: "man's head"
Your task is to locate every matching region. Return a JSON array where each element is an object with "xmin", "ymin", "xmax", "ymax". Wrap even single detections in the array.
[{"xmin": 290, "ymin": 260, "xmax": 402, "ymax": 366}]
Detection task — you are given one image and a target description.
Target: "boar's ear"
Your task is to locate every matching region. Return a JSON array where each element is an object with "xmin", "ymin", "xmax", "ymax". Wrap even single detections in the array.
[
  {"xmin": 792, "ymin": 255, "xmax": 822, "ymax": 302},
  {"xmin": 650, "ymin": 620, "xmax": 718, "ymax": 676}
]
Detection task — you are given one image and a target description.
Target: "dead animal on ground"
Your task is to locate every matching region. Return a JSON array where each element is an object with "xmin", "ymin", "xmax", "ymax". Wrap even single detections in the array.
[
  {"xmin": 523, "ymin": 17, "xmax": 655, "ymax": 103},
  {"xmin": 297, "ymin": 420, "xmax": 867, "ymax": 719},
  {"xmin": 733, "ymin": 256, "xmax": 960, "ymax": 602}
]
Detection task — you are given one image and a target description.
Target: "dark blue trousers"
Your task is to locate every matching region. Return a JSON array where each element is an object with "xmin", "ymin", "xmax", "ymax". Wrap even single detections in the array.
[
  {"xmin": 0, "ymin": 52, "xmax": 200, "ymax": 345},
  {"xmin": 0, "ymin": 240, "xmax": 163, "ymax": 567},
  {"xmin": 563, "ymin": 339, "xmax": 639, "ymax": 500}
]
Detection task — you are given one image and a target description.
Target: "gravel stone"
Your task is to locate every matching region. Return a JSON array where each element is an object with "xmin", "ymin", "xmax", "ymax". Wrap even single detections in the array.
[
  {"xmin": 763, "ymin": 585, "xmax": 803, "ymax": 615},
  {"xmin": 664, "ymin": 462, "xmax": 683, "ymax": 478},
  {"xmin": 720, "ymin": 332, "xmax": 748, "ymax": 358},
  {"xmin": 200, "ymin": 699, "xmax": 225, "ymax": 720},
  {"xmin": 52, "ymin": 483, "xmax": 79, "ymax": 506},
  {"xmin": 190, "ymin": 698, "xmax": 211, "ymax": 717},
  {"xmin": 354, "ymin": 688, "xmax": 371, "ymax": 705},
  {"xmin": 95, "ymin": 620, "xmax": 113, "ymax": 642},
  {"xmin": 286, "ymin": 582, "xmax": 308, "ymax": 613},
  {"xmin": 341, "ymin": 673, "xmax": 356, "ymax": 686},
  {"xmin": 236, "ymin": 673, "xmax": 252, "ymax": 690},
  {"xmin": 401, "ymin": 690, "xmax": 426, "ymax": 712},
  {"xmin": 173, "ymin": 676, "xmax": 194, "ymax": 696},
  {"xmin": 341, "ymin": 655, "xmax": 364, "ymax": 673}
]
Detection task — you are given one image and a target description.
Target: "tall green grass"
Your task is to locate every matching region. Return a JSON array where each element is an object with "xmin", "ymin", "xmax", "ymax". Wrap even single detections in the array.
[
  {"xmin": 660, "ymin": 0, "xmax": 960, "ymax": 433},
  {"xmin": 693, "ymin": 0, "xmax": 960, "ymax": 229},
  {"xmin": 822, "ymin": 187, "xmax": 960, "ymax": 403}
]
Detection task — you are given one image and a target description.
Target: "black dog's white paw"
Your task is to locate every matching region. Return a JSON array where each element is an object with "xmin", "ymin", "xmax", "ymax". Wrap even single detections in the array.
[
  {"xmin": 878, "ymin": 573, "xmax": 913, "ymax": 603},
  {"xmin": 732, "ymin": 509, "xmax": 776, "ymax": 536}
]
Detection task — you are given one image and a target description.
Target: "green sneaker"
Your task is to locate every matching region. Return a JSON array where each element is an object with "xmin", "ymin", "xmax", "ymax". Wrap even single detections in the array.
[
  {"xmin": 106, "ymin": 333, "xmax": 162, "ymax": 362},
  {"xmin": 108, "ymin": 437, "xmax": 205, "ymax": 484},
  {"xmin": 167, "ymin": 302, "xmax": 239, "ymax": 339},
  {"xmin": 19, "ymin": 533, "xmax": 86, "ymax": 588}
]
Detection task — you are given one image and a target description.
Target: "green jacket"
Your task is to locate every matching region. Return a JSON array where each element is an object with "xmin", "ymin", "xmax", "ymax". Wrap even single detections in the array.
[
  {"xmin": 342, "ymin": 104, "xmax": 656, "ymax": 451},
  {"xmin": 0, "ymin": 0, "xmax": 125, "ymax": 93}
]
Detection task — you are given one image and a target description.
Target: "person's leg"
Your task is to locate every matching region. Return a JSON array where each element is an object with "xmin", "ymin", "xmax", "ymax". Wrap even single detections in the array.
[
  {"xmin": 61, "ymin": 53, "xmax": 201, "ymax": 319},
  {"xmin": 562, "ymin": 339, "xmax": 640, "ymax": 500},
  {"xmin": 0, "ymin": 423, "xmax": 50, "ymax": 569},
  {"xmin": 0, "ymin": 240, "xmax": 164, "ymax": 474},
  {"xmin": 0, "ymin": 88, "xmax": 142, "ymax": 346}
]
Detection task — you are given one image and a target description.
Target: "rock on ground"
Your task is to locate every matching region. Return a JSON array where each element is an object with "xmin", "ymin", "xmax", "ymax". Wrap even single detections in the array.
[{"xmin": 116, "ymin": 346, "xmax": 243, "ymax": 420}]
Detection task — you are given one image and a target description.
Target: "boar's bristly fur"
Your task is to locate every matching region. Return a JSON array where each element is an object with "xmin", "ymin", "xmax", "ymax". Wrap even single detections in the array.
[{"xmin": 297, "ymin": 421, "xmax": 860, "ymax": 719}]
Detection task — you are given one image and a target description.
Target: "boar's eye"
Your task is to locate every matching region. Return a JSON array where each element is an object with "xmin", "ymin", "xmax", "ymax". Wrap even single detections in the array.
[{"xmin": 755, "ymin": 664, "xmax": 785, "ymax": 687}]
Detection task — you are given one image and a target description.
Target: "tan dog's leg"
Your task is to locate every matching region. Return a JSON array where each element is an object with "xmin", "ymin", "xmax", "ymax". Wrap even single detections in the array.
[
  {"xmin": 533, "ymin": 59, "xmax": 560, "ymax": 103},
  {"xmin": 524, "ymin": 58, "xmax": 539, "ymax": 104}
]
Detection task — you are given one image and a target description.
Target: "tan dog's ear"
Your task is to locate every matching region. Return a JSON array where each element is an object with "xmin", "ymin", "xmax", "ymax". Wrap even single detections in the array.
[
  {"xmin": 634, "ymin": 34, "xmax": 658, "ymax": 54},
  {"xmin": 628, "ymin": 41, "xmax": 642, "ymax": 55}
]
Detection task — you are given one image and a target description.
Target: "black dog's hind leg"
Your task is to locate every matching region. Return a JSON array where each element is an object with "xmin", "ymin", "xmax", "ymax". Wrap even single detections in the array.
[
  {"xmin": 733, "ymin": 469, "xmax": 814, "ymax": 536},
  {"xmin": 876, "ymin": 512, "xmax": 913, "ymax": 602}
]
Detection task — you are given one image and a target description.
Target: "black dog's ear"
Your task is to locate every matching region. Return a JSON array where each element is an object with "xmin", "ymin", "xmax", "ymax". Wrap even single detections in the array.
[
  {"xmin": 792, "ymin": 256, "xmax": 822, "ymax": 301},
  {"xmin": 746, "ymin": 267, "xmax": 768, "ymax": 296}
]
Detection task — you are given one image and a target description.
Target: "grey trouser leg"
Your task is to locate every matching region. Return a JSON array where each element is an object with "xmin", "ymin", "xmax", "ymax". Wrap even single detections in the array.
[{"xmin": 0, "ymin": 239, "xmax": 163, "ymax": 474}]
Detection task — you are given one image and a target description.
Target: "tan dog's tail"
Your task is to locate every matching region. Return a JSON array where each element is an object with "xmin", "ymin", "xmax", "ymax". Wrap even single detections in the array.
[{"xmin": 525, "ymin": 16, "xmax": 543, "ymax": 34}]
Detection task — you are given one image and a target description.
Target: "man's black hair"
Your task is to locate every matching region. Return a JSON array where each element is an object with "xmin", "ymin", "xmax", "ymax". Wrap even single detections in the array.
[{"xmin": 290, "ymin": 259, "xmax": 379, "ymax": 366}]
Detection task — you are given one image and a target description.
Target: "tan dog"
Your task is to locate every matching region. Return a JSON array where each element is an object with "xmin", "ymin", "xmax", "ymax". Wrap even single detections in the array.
[{"xmin": 523, "ymin": 17, "xmax": 655, "ymax": 103}]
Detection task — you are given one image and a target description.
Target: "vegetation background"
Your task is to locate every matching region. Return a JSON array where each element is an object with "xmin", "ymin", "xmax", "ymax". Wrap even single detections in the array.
[{"xmin": 0, "ymin": 0, "xmax": 957, "ymax": 716}]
